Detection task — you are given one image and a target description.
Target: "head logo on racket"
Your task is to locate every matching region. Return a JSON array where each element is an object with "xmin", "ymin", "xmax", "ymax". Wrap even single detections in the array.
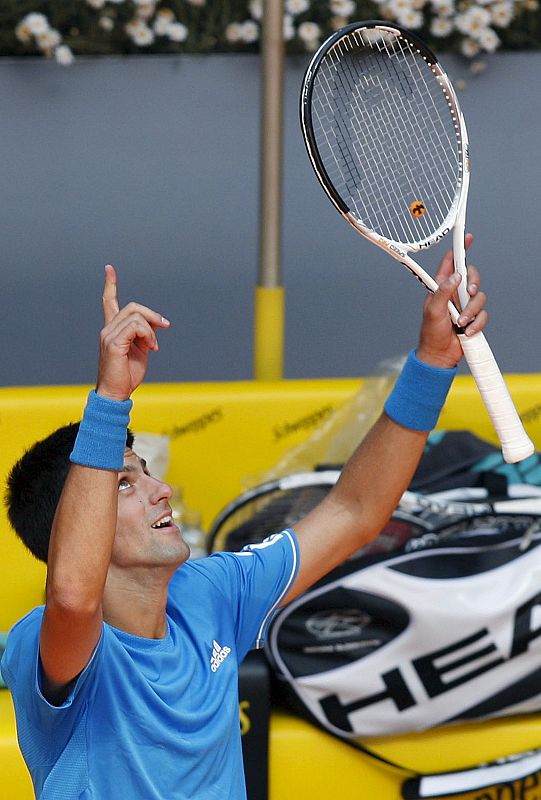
[{"xmin": 410, "ymin": 201, "xmax": 426, "ymax": 218}]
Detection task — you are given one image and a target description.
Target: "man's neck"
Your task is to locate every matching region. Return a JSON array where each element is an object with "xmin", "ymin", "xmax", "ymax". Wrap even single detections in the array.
[{"xmin": 102, "ymin": 566, "xmax": 177, "ymax": 639}]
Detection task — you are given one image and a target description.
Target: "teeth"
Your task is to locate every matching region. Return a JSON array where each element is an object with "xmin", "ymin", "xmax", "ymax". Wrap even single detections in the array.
[{"xmin": 152, "ymin": 516, "xmax": 172, "ymax": 529}]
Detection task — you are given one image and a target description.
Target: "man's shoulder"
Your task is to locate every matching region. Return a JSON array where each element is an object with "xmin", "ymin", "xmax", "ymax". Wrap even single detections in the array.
[
  {"xmin": 167, "ymin": 556, "xmax": 226, "ymax": 596},
  {"xmin": 1, "ymin": 606, "xmax": 44, "ymax": 685},
  {"xmin": 167, "ymin": 533, "xmax": 299, "ymax": 602},
  {"xmin": 166, "ymin": 554, "xmax": 244, "ymax": 615},
  {"xmin": 7, "ymin": 605, "xmax": 44, "ymax": 639}
]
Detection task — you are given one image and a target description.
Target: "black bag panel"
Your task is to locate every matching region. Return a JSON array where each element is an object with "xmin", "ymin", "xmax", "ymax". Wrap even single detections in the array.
[{"xmin": 274, "ymin": 586, "xmax": 410, "ymax": 678}]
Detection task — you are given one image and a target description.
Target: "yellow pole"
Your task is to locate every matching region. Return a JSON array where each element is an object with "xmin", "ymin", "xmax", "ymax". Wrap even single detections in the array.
[
  {"xmin": 253, "ymin": 0, "xmax": 285, "ymax": 381},
  {"xmin": 254, "ymin": 285, "xmax": 284, "ymax": 381}
]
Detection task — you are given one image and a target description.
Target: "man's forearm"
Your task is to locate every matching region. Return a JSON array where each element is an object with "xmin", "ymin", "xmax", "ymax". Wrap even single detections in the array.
[{"xmin": 45, "ymin": 463, "xmax": 118, "ymax": 610}]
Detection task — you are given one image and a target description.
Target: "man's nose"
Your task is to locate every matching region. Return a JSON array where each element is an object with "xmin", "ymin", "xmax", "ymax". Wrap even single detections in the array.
[{"xmin": 149, "ymin": 477, "xmax": 173, "ymax": 504}]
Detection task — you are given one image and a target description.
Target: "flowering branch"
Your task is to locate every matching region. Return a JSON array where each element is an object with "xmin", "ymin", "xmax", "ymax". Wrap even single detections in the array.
[{"xmin": 8, "ymin": 0, "xmax": 541, "ymax": 67}]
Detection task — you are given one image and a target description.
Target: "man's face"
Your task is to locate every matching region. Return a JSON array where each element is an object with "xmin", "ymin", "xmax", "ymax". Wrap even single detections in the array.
[{"xmin": 111, "ymin": 449, "xmax": 190, "ymax": 569}]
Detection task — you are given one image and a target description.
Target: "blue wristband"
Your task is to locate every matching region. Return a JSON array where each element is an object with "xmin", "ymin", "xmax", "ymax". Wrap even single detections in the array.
[
  {"xmin": 384, "ymin": 350, "xmax": 456, "ymax": 432},
  {"xmin": 70, "ymin": 390, "xmax": 133, "ymax": 471}
]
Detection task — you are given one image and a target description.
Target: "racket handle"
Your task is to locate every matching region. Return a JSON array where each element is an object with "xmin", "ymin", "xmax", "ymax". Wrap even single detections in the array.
[{"xmin": 458, "ymin": 331, "xmax": 534, "ymax": 463}]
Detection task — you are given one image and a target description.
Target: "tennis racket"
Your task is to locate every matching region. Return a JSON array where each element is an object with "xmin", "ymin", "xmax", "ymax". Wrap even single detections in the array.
[
  {"xmin": 400, "ymin": 485, "xmax": 541, "ymax": 526},
  {"xmin": 300, "ymin": 20, "xmax": 533, "ymax": 464},
  {"xmin": 207, "ymin": 471, "xmax": 338, "ymax": 553},
  {"xmin": 207, "ymin": 469, "xmax": 541, "ymax": 554}
]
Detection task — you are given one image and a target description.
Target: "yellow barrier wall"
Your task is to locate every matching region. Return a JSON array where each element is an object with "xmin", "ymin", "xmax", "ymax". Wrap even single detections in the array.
[{"xmin": 1, "ymin": 376, "xmax": 541, "ymax": 799}]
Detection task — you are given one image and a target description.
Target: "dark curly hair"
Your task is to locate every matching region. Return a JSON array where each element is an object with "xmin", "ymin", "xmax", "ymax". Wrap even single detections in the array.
[{"xmin": 5, "ymin": 423, "xmax": 134, "ymax": 563}]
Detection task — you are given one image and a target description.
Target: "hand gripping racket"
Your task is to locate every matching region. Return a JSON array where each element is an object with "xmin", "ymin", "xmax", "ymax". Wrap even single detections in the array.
[{"xmin": 300, "ymin": 20, "xmax": 534, "ymax": 464}]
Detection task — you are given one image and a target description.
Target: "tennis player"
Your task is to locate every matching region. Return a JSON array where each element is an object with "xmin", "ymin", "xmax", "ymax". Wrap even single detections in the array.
[{"xmin": 1, "ymin": 243, "xmax": 487, "ymax": 799}]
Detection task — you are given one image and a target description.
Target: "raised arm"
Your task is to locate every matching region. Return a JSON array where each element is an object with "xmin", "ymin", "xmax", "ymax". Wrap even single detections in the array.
[
  {"xmin": 39, "ymin": 266, "xmax": 170, "ymax": 702},
  {"xmin": 286, "ymin": 240, "xmax": 487, "ymax": 603}
]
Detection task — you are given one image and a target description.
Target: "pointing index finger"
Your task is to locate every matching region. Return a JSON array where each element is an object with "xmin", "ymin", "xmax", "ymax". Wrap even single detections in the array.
[{"xmin": 103, "ymin": 264, "xmax": 120, "ymax": 325}]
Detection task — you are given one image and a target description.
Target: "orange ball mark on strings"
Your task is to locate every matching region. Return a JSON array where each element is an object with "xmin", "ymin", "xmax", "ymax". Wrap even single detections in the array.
[{"xmin": 409, "ymin": 201, "xmax": 426, "ymax": 218}]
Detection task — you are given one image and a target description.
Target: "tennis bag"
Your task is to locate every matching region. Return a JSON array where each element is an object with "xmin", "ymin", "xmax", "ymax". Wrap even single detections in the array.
[
  {"xmin": 265, "ymin": 508, "xmax": 541, "ymax": 738},
  {"xmin": 259, "ymin": 432, "xmax": 541, "ymax": 739},
  {"xmin": 208, "ymin": 431, "xmax": 541, "ymax": 799}
]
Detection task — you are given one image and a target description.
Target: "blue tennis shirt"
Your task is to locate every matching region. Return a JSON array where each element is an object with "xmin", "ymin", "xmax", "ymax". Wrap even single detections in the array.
[{"xmin": 1, "ymin": 530, "xmax": 300, "ymax": 799}]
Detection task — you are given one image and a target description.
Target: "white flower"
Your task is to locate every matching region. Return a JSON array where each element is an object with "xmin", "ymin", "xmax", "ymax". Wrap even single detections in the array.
[
  {"xmin": 248, "ymin": 0, "xmax": 263, "ymax": 20},
  {"xmin": 330, "ymin": 0, "xmax": 356, "ymax": 14},
  {"xmin": 461, "ymin": 36, "xmax": 481, "ymax": 56},
  {"xmin": 491, "ymin": 1, "xmax": 514, "ymax": 27},
  {"xmin": 283, "ymin": 14, "xmax": 296, "ymax": 40},
  {"xmin": 396, "ymin": 8, "xmax": 424, "ymax": 27},
  {"xmin": 330, "ymin": 15, "xmax": 349, "ymax": 30},
  {"xmin": 99, "ymin": 16, "xmax": 115, "ymax": 32},
  {"xmin": 387, "ymin": 0, "xmax": 416, "ymax": 17},
  {"xmin": 37, "ymin": 29, "xmax": 62, "ymax": 51},
  {"xmin": 225, "ymin": 18, "xmax": 259, "ymax": 44},
  {"xmin": 133, "ymin": 27, "xmax": 155, "ymax": 46},
  {"xmin": 86, "ymin": 0, "xmax": 106, "ymax": 8},
  {"xmin": 125, "ymin": 19, "xmax": 142, "ymax": 35},
  {"xmin": 125, "ymin": 19, "xmax": 155, "ymax": 46},
  {"xmin": 22, "ymin": 13, "xmax": 50, "ymax": 36},
  {"xmin": 455, "ymin": 6, "xmax": 492, "ymax": 38},
  {"xmin": 135, "ymin": 2, "xmax": 157, "ymax": 21},
  {"xmin": 286, "ymin": 0, "xmax": 310, "ymax": 15},
  {"xmin": 239, "ymin": 20, "xmax": 259, "ymax": 43},
  {"xmin": 153, "ymin": 8, "xmax": 175, "ymax": 35},
  {"xmin": 55, "ymin": 45, "xmax": 74, "ymax": 65},
  {"xmin": 298, "ymin": 21, "xmax": 321, "ymax": 39},
  {"xmin": 430, "ymin": 0, "xmax": 455, "ymax": 16},
  {"xmin": 167, "ymin": 22, "xmax": 188, "ymax": 43},
  {"xmin": 297, "ymin": 20, "xmax": 321, "ymax": 48},
  {"xmin": 225, "ymin": 22, "xmax": 242, "ymax": 43},
  {"xmin": 15, "ymin": 22, "xmax": 32, "ymax": 44},
  {"xmin": 477, "ymin": 25, "xmax": 500, "ymax": 50},
  {"xmin": 431, "ymin": 15, "xmax": 454, "ymax": 35}
]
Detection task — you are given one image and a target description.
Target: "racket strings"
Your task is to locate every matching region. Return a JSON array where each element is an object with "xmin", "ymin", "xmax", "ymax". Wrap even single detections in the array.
[
  {"xmin": 327, "ymin": 49, "xmax": 420, "ymax": 244},
  {"xmin": 343, "ymin": 39, "xmax": 456, "ymax": 235},
  {"xmin": 376, "ymin": 37, "xmax": 459, "ymax": 227},
  {"xmin": 351, "ymin": 48, "xmax": 456, "ymax": 237},
  {"xmin": 311, "ymin": 28, "xmax": 463, "ymax": 244},
  {"xmin": 338, "ymin": 49, "xmax": 436, "ymax": 243},
  {"xmin": 332, "ymin": 35, "xmax": 456, "ymax": 228},
  {"xmin": 209, "ymin": 484, "xmax": 333, "ymax": 553}
]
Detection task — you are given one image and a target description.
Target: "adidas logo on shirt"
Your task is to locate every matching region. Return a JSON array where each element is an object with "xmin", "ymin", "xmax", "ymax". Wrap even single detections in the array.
[{"xmin": 210, "ymin": 640, "xmax": 231, "ymax": 673}]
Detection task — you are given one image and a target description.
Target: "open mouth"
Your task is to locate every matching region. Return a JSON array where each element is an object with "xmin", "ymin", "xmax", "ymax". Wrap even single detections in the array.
[{"xmin": 151, "ymin": 515, "xmax": 177, "ymax": 532}]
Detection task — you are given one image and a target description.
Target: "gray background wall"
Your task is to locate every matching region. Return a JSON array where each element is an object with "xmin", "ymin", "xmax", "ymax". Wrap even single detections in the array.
[{"xmin": 1, "ymin": 51, "xmax": 539, "ymax": 387}]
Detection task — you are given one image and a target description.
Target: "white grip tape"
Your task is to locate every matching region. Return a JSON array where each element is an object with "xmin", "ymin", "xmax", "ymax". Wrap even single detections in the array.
[{"xmin": 458, "ymin": 332, "xmax": 534, "ymax": 463}]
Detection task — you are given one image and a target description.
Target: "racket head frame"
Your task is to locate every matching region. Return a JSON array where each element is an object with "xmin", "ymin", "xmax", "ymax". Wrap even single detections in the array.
[{"xmin": 300, "ymin": 20, "xmax": 471, "ymax": 307}]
